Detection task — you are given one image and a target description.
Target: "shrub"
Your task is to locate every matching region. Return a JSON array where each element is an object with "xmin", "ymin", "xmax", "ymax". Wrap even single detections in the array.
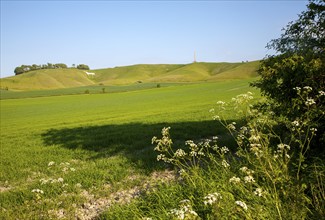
[{"xmin": 251, "ymin": 0, "xmax": 325, "ymax": 152}]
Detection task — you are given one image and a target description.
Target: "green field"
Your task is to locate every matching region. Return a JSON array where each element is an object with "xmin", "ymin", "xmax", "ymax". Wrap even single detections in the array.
[{"xmin": 0, "ymin": 79, "xmax": 259, "ymax": 219}]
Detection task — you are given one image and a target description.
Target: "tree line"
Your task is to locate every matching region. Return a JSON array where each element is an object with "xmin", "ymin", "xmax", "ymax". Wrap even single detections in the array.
[{"xmin": 14, "ymin": 63, "xmax": 90, "ymax": 75}]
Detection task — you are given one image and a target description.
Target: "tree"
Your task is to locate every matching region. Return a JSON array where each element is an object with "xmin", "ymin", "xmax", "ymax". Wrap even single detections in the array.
[
  {"xmin": 14, "ymin": 66, "xmax": 24, "ymax": 75},
  {"xmin": 54, "ymin": 63, "xmax": 68, "ymax": 69},
  {"xmin": 77, "ymin": 64, "xmax": 90, "ymax": 70},
  {"xmin": 251, "ymin": 0, "xmax": 325, "ymax": 150}
]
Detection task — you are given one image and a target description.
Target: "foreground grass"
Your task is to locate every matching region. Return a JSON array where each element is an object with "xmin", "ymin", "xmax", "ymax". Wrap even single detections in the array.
[{"xmin": 0, "ymin": 80, "xmax": 258, "ymax": 219}]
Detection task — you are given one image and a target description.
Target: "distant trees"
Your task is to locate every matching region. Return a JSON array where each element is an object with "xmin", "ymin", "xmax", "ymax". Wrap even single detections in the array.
[
  {"xmin": 77, "ymin": 64, "xmax": 90, "ymax": 70},
  {"xmin": 14, "ymin": 63, "xmax": 90, "ymax": 75}
]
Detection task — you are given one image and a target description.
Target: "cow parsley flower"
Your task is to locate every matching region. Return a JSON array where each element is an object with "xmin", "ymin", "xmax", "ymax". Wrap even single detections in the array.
[
  {"xmin": 169, "ymin": 200, "xmax": 198, "ymax": 220},
  {"xmin": 292, "ymin": 120, "xmax": 300, "ymax": 127},
  {"xmin": 217, "ymin": 101, "xmax": 225, "ymax": 105},
  {"xmin": 174, "ymin": 149, "xmax": 186, "ymax": 158},
  {"xmin": 222, "ymin": 160, "xmax": 230, "ymax": 168},
  {"xmin": 220, "ymin": 146, "xmax": 229, "ymax": 154},
  {"xmin": 32, "ymin": 189, "xmax": 44, "ymax": 194},
  {"xmin": 213, "ymin": 115, "xmax": 220, "ymax": 120},
  {"xmin": 310, "ymin": 128, "xmax": 317, "ymax": 133},
  {"xmin": 235, "ymin": 200, "xmax": 248, "ymax": 210},
  {"xmin": 254, "ymin": 188, "xmax": 264, "ymax": 197},
  {"xmin": 305, "ymin": 98, "xmax": 316, "ymax": 106},
  {"xmin": 303, "ymin": 86, "xmax": 312, "ymax": 91},
  {"xmin": 48, "ymin": 161, "xmax": 55, "ymax": 166},
  {"xmin": 203, "ymin": 192, "xmax": 222, "ymax": 205},
  {"xmin": 229, "ymin": 176, "xmax": 241, "ymax": 184},
  {"xmin": 244, "ymin": 175, "xmax": 255, "ymax": 183}
]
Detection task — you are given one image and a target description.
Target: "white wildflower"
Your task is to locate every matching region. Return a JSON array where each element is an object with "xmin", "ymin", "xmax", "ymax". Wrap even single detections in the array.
[
  {"xmin": 292, "ymin": 120, "xmax": 300, "ymax": 127},
  {"xmin": 32, "ymin": 189, "xmax": 44, "ymax": 194},
  {"xmin": 169, "ymin": 200, "xmax": 198, "ymax": 219},
  {"xmin": 250, "ymin": 144, "xmax": 263, "ymax": 157},
  {"xmin": 303, "ymin": 86, "xmax": 312, "ymax": 91},
  {"xmin": 162, "ymin": 127, "xmax": 171, "ymax": 136},
  {"xmin": 189, "ymin": 151, "xmax": 197, "ymax": 157},
  {"xmin": 254, "ymin": 188, "xmax": 264, "ymax": 197},
  {"xmin": 319, "ymin": 90, "xmax": 325, "ymax": 96},
  {"xmin": 180, "ymin": 199, "xmax": 191, "ymax": 205},
  {"xmin": 249, "ymin": 135, "xmax": 260, "ymax": 142},
  {"xmin": 310, "ymin": 128, "xmax": 317, "ymax": 133},
  {"xmin": 157, "ymin": 154, "xmax": 167, "ymax": 162},
  {"xmin": 212, "ymin": 136, "xmax": 218, "ymax": 140},
  {"xmin": 70, "ymin": 167, "xmax": 76, "ymax": 172},
  {"xmin": 227, "ymin": 123, "xmax": 236, "ymax": 130},
  {"xmin": 240, "ymin": 166, "xmax": 248, "ymax": 172},
  {"xmin": 57, "ymin": 178, "xmax": 64, "ymax": 183},
  {"xmin": 217, "ymin": 101, "xmax": 225, "ymax": 105},
  {"xmin": 174, "ymin": 149, "xmax": 186, "ymax": 158},
  {"xmin": 305, "ymin": 98, "xmax": 316, "ymax": 106},
  {"xmin": 220, "ymin": 146, "xmax": 229, "ymax": 154},
  {"xmin": 213, "ymin": 115, "xmax": 220, "ymax": 120},
  {"xmin": 277, "ymin": 143, "xmax": 290, "ymax": 151},
  {"xmin": 235, "ymin": 200, "xmax": 248, "ymax": 210},
  {"xmin": 75, "ymin": 183, "xmax": 82, "ymax": 188},
  {"xmin": 169, "ymin": 208, "xmax": 185, "ymax": 220},
  {"xmin": 229, "ymin": 176, "xmax": 241, "ymax": 184},
  {"xmin": 209, "ymin": 108, "xmax": 215, "ymax": 113},
  {"xmin": 240, "ymin": 166, "xmax": 254, "ymax": 175},
  {"xmin": 240, "ymin": 126, "xmax": 248, "ymax": 132},
  {"xmin": 151, "ymin": 136, "xmax": 157, "ymax": 144},
  {"xmin": 48, "ymin": 161, "xmax": 55, "ymax": 166},
  {"xmin": 244, "ymin": 175, "xmax": 255, "ymax": 183},
  {"xmin": 203, "ymin": 192, "xmax": 222, "ymax": 205},
  {"xmin": 197, "ymin": 151, "xmax": 205, "ymax": 156},
  {"xmin": 294, "ymin": 87, "xmax": 301, "ymax": 91},
  {"xmin": 40, "ymin": 178, "xmax": 49, "ymax": 185},
  {"xmin": 222, "ymin": 160, "xmax": 230, "ymax": 168},
  {"xmin": 179, "ymin": 169, "xmax": 186, "ymax": 176}
]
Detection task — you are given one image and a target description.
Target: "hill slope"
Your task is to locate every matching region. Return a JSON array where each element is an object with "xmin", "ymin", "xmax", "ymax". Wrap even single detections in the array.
[
  {"xmin": 0, "ymin": 69, "xmax": 95, "ymax": 91},
  {"xmin": 0, "ymin": 61, "xmax": 259, "ymax": 90}
]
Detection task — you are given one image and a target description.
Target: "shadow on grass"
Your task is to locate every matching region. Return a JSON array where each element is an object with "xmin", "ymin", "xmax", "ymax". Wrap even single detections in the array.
[{"xmin": 41, "ymin": 120, "xmax": 239, "ymax": 171}]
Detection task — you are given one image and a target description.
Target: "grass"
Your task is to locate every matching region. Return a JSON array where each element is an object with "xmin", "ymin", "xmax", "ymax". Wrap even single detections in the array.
[
  {"xmin": 0, "ymin": 79, "xmax": 259, "ymax": 219},
  {"xmin": 0, "ymin": 61, "xmax": 259, "ymax": 91},
  {"xmin": 0, "ymin": 82, "xmax": 187, "ymax": 100},
  {"xmin": 0, "ymin": 68, "xmax": 94, "ymax": 91}
]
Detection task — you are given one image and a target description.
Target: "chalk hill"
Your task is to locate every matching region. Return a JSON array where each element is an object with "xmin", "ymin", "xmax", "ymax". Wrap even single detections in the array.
[{"xmin": 1, "ymin": 61, "xmax": 259, "ymax": 90}]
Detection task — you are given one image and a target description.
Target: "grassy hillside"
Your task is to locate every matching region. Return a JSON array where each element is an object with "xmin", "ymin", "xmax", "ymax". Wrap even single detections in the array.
[
  {"xmin": 0, "ymin": 61, "xmax": 260, "ymax": 91},
  {"xmin": 0, "ymin": 68, "xmax": 94, "ymax": 90}
]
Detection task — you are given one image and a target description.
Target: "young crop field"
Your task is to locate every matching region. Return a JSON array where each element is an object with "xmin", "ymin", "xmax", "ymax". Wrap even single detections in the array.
[{"xmin": 0, "ymin": 79, "xmax": 259, "ymax": 219}]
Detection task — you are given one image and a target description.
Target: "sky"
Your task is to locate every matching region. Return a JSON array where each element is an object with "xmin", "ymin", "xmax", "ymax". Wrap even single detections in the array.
[{"xmin": 1, "ymin": 0, "xmax": 308, "ymax": 78}]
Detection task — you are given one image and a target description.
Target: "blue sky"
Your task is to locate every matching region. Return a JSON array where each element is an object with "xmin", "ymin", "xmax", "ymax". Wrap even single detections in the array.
[{"xmin": 1, "ymin": 0, "xmax": 308, "ymax": 77}]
